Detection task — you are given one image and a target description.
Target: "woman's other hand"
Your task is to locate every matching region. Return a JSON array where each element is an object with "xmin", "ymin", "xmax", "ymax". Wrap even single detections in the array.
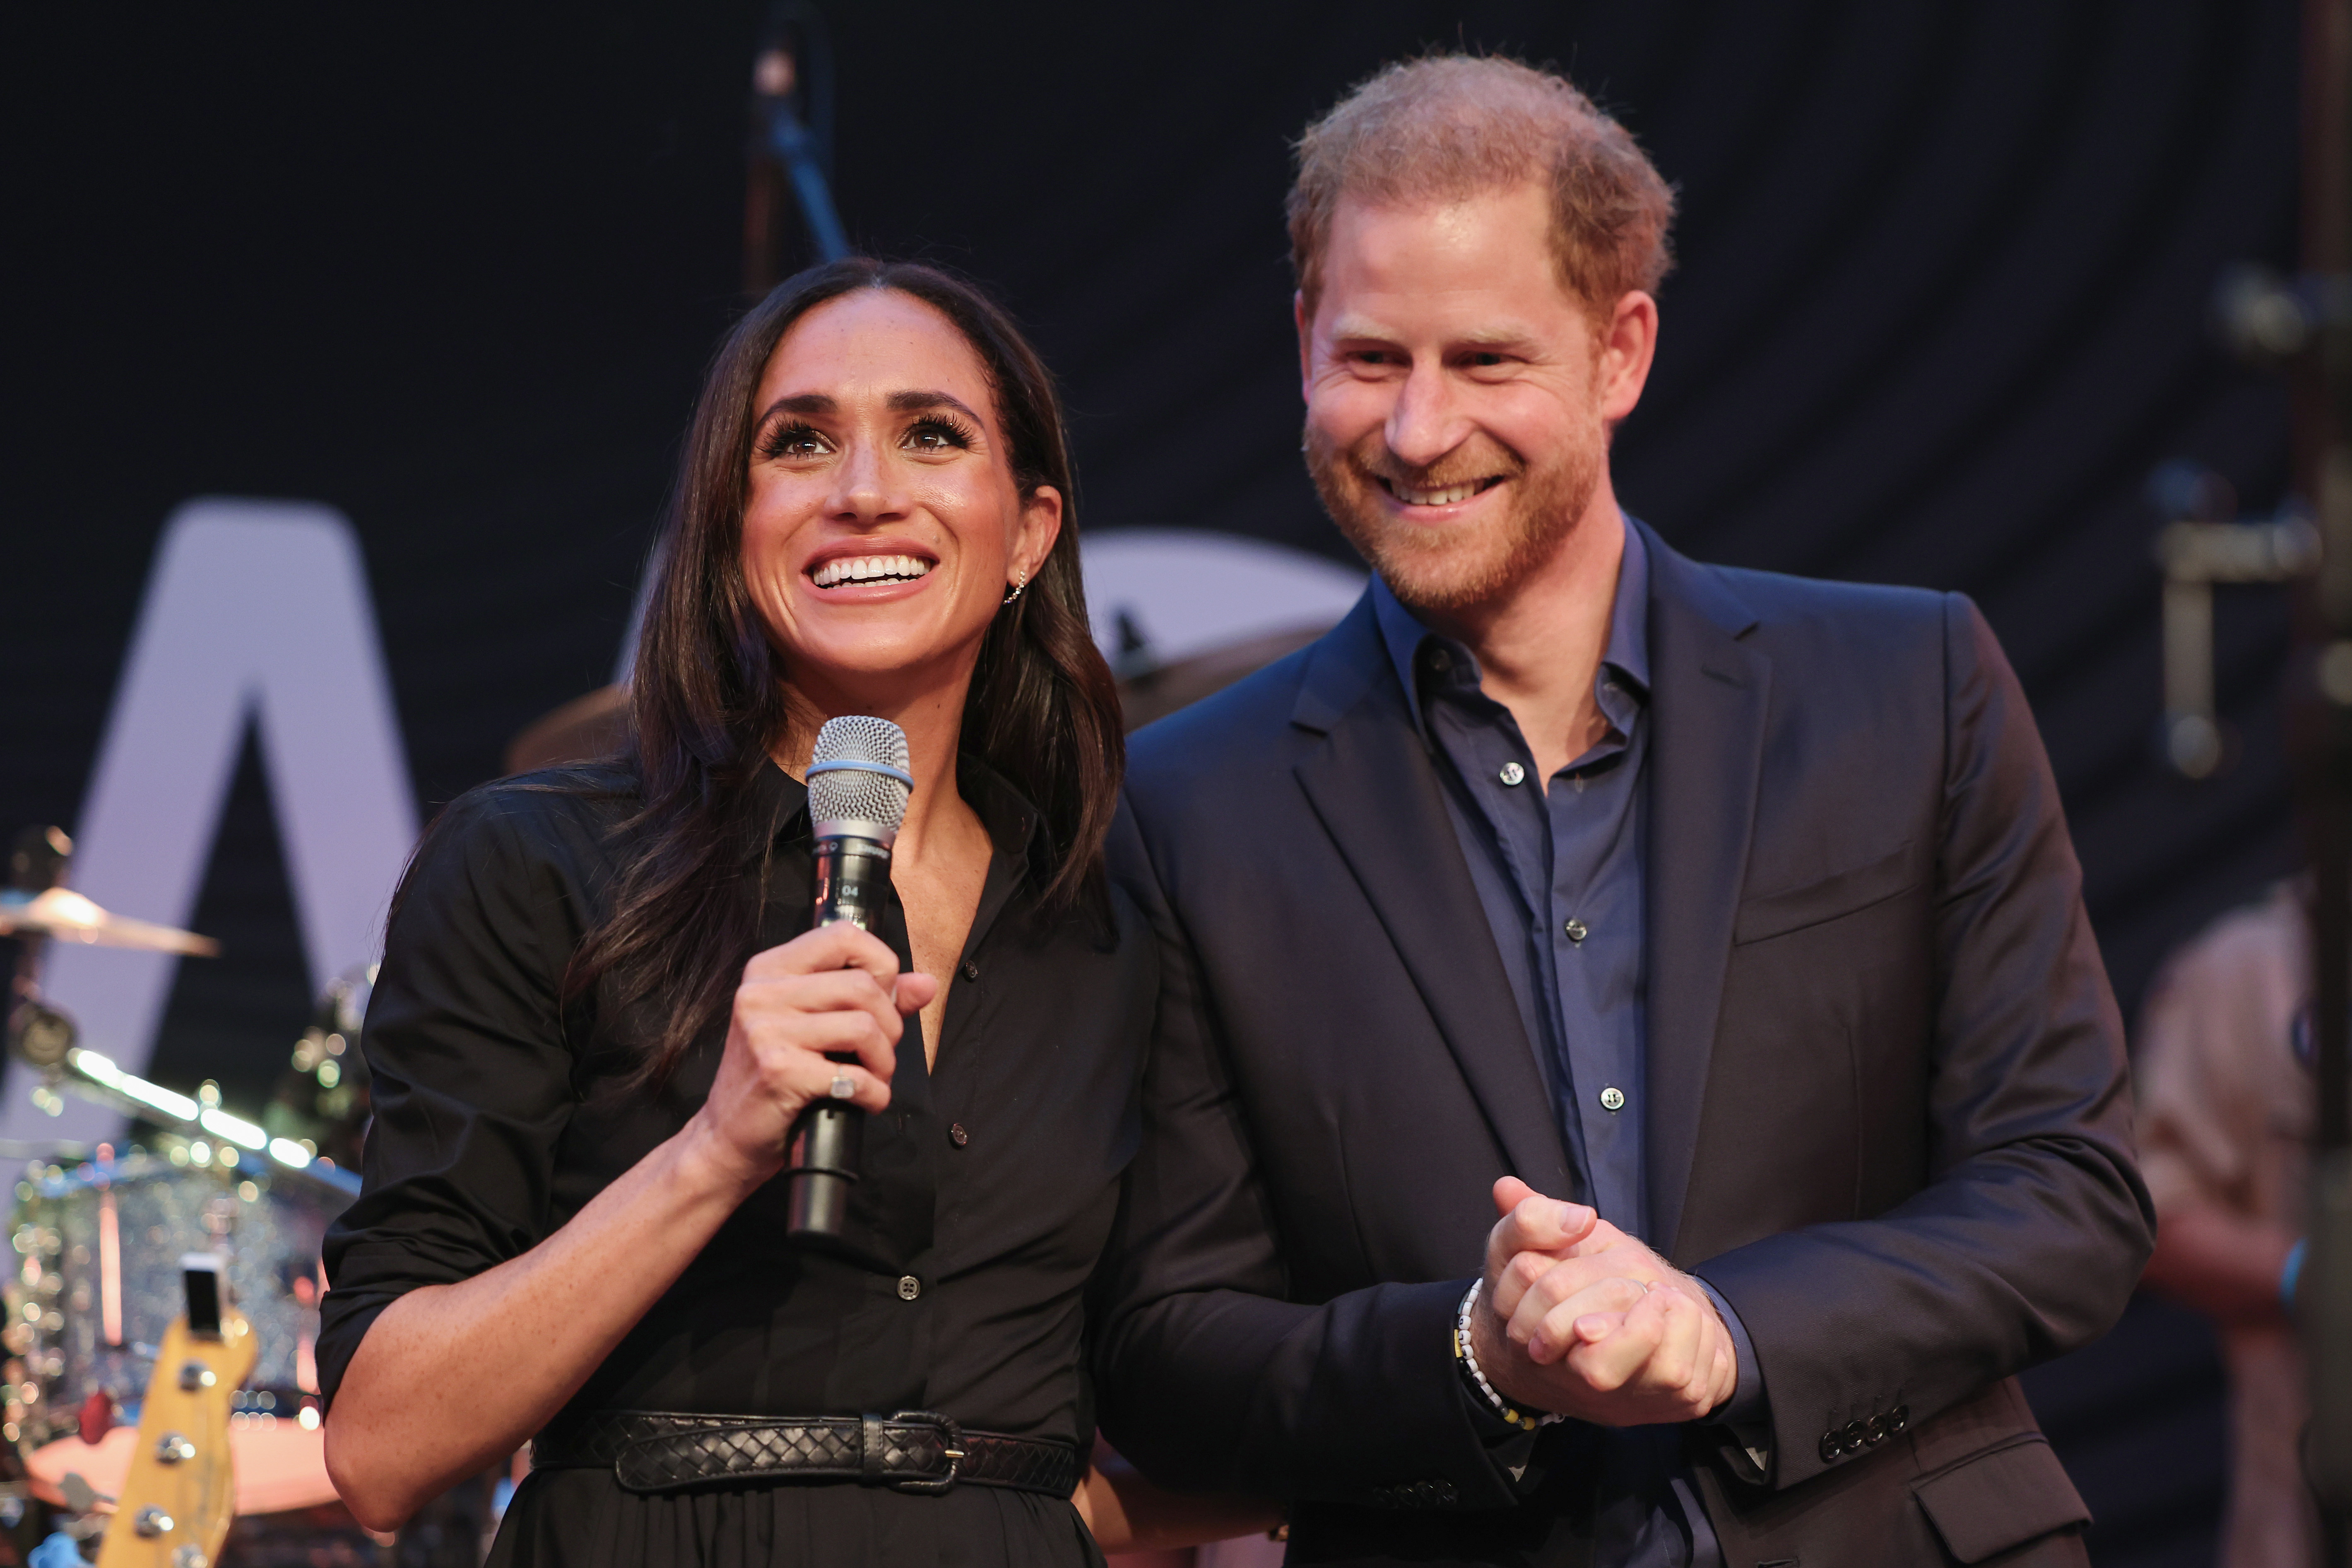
[{"xmin": 685, "ymin": 922, "xmax": 938, "ymax": 1190}]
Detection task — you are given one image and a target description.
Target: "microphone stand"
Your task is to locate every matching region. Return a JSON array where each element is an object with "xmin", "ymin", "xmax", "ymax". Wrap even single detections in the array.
[{"xmin": 746, "ymin": 2, "xmax": 847, "ymax": 291}]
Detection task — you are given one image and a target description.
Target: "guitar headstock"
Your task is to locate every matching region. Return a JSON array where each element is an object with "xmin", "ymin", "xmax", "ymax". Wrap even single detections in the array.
[{"xmin": 94, "ymin": 1257, "xmax": 256, "ymax": 1568}]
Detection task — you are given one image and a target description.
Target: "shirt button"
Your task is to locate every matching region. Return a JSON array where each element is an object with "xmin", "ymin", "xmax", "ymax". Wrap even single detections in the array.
[
  {"xmin": 949, "ymin": 1122, "xmax": 970, "ymax": 1148},
  {"xmin": 1498, "ymin": 762, "xmax": 1526, "ymax": 787},
  {"xmin": 1599, "ymin": 1086, "xmax": 1626, "ymax": 1112},
  {"xmin": 1563, "ymin": 918, "xmax": 1589, "ymax": 943},
  {"xmin": 960, "ymin": 960, "xmax": 980, "ymax": 982},
  {"xmin": 897, "ymin": 1275, "xmax": 922, "ymax": 1301}
]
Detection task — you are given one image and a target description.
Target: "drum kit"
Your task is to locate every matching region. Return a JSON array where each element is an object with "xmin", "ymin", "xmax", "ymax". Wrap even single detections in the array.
[{"xmin": 0, "ymin": 827, "xmax": 470, "ymax": 1567}]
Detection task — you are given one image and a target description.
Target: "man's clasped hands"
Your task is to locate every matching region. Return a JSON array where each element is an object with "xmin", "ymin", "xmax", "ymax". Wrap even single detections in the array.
[{"xmin": 1476, "ymin": 1178, "xmax": 1740, "ymax": 1427}]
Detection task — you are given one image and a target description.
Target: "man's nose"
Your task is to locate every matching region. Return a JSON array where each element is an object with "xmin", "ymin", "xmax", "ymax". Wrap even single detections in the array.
[{"xmin": 1384, "ymin": 360, "xmax": 1471, "ymax": 470}]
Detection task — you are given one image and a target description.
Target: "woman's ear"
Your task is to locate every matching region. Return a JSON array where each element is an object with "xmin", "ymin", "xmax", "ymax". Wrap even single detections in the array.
[{"xmin": 1015, "ymin": 484, "xmax": 1064, "ymax": 586}]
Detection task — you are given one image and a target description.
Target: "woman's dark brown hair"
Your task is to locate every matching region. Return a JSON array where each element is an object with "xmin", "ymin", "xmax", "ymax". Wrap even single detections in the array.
[{"xmin": 572, "ymin": 257, "xmax": 1123, "ymax": 1086}]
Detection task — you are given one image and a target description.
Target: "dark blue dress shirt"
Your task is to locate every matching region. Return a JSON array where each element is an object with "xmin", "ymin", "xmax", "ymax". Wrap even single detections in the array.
[{"xmin": 1371, "ymin": 520, "xmax": 1763, "ymax": 1568}]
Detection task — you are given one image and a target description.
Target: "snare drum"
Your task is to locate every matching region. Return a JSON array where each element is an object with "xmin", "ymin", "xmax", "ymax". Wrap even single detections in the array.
[{"xmin": 4, "ymin": 1146, "xmax": 353, "ymax": 1515}]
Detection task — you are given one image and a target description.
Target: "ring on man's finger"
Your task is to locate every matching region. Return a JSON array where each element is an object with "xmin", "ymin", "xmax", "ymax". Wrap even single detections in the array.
[{"xmin": 828, "ymin": 1072, "xmax": 856, "ymax": 1099}]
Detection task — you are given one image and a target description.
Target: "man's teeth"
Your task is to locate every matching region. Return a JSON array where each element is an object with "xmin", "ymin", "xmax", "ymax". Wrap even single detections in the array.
[
  {"xmin": 812, "ymin": 554, "xmax": 935, "ymax": 588},
  {"xmin": 1393, "ymin": 480, "xmax": 1490, "ymax": 506}
]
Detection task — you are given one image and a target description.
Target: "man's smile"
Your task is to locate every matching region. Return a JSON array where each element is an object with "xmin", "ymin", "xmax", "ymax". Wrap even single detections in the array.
[{"xmin": 1376, "ymin": 474, "xmax": 1507, "ymax": 508}]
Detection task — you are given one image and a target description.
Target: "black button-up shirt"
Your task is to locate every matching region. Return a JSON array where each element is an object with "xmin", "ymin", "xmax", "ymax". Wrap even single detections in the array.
[{"xmin": 320, "ymin": 757, "xmax": 1151, "ymax": 1566}]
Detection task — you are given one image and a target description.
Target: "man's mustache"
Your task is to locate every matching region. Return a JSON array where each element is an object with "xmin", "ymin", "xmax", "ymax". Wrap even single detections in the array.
[{"xmin": 1340, "ymin": 435, "xmax": 1528, "ymax": 493}]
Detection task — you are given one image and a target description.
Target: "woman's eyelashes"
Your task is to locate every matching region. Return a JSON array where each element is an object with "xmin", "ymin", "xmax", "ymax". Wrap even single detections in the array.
[
  {"xmin": 757, "ymin": 413, "xmax": 976, "ymax": 463},
  {"xmin": 901, "ymin": 414, "xmax": 976, "ymax": 454},
  {"xmin": 759, "ymin": 419, "xmax": 829, "ymax": 461}
]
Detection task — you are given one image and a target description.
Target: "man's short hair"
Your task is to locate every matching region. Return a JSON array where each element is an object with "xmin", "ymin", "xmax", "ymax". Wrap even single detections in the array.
[{"xmin": 1287, "ymin": 55, "xmax": 1677, "ymax": 320}]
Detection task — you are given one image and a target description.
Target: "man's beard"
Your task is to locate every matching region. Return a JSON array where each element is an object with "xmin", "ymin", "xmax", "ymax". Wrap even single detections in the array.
[{"xmin": 1305, "ymin": 416, "xmax": 1605, "ymax": 618}]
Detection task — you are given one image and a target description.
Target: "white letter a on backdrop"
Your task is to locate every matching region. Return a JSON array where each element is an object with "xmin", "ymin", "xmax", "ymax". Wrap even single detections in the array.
[{"xmin": 4, "ymin": 499, "xmax": 420, "ymax": 1144}]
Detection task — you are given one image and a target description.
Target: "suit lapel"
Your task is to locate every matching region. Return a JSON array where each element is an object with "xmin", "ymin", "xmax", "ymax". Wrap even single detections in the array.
[
  {"xmin": 1639, "ymin": 528, "xmax": 1770, "ymax": 1258},
  {"xmin": 1290, "ymin": 599, "xmax": 1575, "ymax": 1197}
]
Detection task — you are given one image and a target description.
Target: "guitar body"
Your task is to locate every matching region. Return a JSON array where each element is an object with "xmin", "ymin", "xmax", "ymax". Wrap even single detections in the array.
[{"xmin": 95, "ymin": 1310, "xmax": 255, "ymax": 1568}]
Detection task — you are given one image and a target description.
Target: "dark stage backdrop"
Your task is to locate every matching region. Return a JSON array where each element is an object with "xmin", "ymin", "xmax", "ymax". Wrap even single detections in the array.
[{"xmin": 0, "ymin": 4, "xmax": 2298, "ymax": 1563}]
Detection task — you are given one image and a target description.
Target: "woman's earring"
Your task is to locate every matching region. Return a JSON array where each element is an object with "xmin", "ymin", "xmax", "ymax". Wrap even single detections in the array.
[{"xmin": 1001, "ymin": 569, "xmax": 1028, "ymax": 607}]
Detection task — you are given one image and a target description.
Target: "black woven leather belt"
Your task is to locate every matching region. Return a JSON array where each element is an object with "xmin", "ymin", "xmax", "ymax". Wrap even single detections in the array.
[{"xmin": 530, "ymin": 1409, "xmax": 1082, "ymax": 1499}]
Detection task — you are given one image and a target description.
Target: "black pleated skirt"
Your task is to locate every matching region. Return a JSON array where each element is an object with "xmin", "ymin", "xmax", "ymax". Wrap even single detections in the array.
[{"xmin": 486, "ymin": 1468, "xmax": 1108, "ymax": 1568}]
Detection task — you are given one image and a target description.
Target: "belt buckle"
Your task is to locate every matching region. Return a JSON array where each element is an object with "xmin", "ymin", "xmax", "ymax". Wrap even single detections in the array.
[{"xmin": 886, "ymin": 1409, "xmax": 964, "ymax": 1494}]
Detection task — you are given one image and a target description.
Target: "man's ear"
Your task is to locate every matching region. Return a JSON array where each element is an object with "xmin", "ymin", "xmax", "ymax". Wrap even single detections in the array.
[
  {"xmin": 1598, "ymin": 290, "xmax": 1659, "ymax": 424},
  {"xmin": 1295, "ymin": 290, "xmax": 1314, "ymax": 405}
]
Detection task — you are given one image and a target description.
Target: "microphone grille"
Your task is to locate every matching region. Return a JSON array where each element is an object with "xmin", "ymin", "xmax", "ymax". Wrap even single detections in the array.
[{"xmin": 807, "ymin": 715, "xmax": 912, "ymax": 839}]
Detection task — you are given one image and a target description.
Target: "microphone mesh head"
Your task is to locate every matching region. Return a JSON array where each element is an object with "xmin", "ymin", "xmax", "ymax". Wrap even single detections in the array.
[{"xmin": 807, "ymin": 715, "xmax": 912, "ymax": 839}]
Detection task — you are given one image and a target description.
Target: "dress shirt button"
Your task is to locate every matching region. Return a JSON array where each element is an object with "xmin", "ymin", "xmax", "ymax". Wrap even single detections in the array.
[
  {"xmin": 949, "ymin": 1122, "xmax": 970, "ymax": 1148},
  {"xmin": 1598, "ymin": 1086, "xmax": 1626, "ymax": 1113},
  {"xmin": 960, "ymin": 959, "xmax": 981, "ymax": 983},
  {"xmin": 1423, "ymin": 646, "xmax": 1451, "ymax": 673},
  {"xmin": 1563, "ymin": 918, "xmax": 1589, "ymax": 944},
  {"xmin": 897, "ymin": 1275, "xmax": 922, "ymax": 1301},
  {"xmin": 1498, "ymin": 762, "xmax": 1526, "ymax": 787}
]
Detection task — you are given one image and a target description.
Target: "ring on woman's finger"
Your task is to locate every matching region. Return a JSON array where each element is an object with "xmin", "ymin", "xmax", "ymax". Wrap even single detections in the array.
[{"xmin": 828, "ymin": 1072, "xmax": 856, "ymax": 1100}]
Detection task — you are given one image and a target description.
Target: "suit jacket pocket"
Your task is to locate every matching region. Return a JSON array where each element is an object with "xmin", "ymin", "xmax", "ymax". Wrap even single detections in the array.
[
  {"xmin": 1911, "ymin": 1435, "xmax": 2089, "ymax": 1564},
  {"xmin": 1733, "ymin": 842, "xmax": 1917, "ymax": 946}
]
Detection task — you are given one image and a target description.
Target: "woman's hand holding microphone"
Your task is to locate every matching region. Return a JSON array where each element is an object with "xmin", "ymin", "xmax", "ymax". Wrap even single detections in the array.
[{"xmin": 683, "ymin": 922, "xmax": 939, "ymax": 1195}]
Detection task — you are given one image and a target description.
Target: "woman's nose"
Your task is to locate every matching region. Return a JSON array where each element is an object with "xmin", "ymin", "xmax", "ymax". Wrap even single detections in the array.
[{"xmin": 829, "ymin": 438, "xmax": 905, "ymax": 522}]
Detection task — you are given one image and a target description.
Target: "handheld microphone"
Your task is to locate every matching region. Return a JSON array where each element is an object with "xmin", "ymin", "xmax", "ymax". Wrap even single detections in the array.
[{"xmin": 786, "ymin": 715, "xmax": 914, "ymax": 1246}]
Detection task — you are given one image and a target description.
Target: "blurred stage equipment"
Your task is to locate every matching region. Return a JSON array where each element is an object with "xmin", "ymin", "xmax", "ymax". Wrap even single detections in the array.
[
  {"xmin": 1114, "ymin": 621, "xmax": 1334, "ymax": 732},
  {"xmin": 2206, "ymin": 0, "xmax": 2352, "ymax": 1554},
  {"xmin": 505, "ymin": 685, "xmax": 628, "ymax": 776},
  {"xmin": 744, "ymin": 2, "xmax": 846, "ymax": 291},
  {"xmin": 2152, "ymin": 460, "xmax": 2319, "ymax": 780},
  {"xmin": 0, "ymin": 823, "xmax": 398, "ymax": 1561},
  {"xmin": 506, "ymin": 610, "xmax": 1344, "ymax": 777},
  {"xmin": 4, "ymin": 827, "xmax": 218, "ymax": 1086}
]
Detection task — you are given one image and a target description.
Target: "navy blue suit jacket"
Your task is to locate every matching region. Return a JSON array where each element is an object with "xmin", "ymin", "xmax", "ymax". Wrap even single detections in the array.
[{"xmin": 1097, "ymin": 525, "xmax": 2152, "ymax": 1567}]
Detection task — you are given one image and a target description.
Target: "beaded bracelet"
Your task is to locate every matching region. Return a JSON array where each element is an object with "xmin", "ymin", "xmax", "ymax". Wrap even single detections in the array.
[{"xmin": 1454, "ymin": 1280, "xmax": 1565, "ymax": 1432}]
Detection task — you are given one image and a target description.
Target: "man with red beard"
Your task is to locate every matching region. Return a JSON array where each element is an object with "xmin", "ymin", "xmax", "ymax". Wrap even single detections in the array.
[{"xmin": 1096, "ymin": 55, "xmax": 2150, "ymax": 1568}]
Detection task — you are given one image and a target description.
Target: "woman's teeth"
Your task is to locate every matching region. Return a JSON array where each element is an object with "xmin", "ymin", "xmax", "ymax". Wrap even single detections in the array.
[
  {"xmin": 1392, "ymin": 480, "xmax": 1490, "ymax": 506},
  {"xmin": 812, "ymin": 554, "xmax": 934, "ymax": 588}
]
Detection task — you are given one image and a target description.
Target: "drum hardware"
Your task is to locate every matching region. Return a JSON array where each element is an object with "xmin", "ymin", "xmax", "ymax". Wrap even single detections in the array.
[
  {"xmin": 0, "ymin": 827, "xmax": 342, "ymax": 1197},
  {"xmin": 45, "ymin": 1051, "xmax": 356, "ymax": 1202}
]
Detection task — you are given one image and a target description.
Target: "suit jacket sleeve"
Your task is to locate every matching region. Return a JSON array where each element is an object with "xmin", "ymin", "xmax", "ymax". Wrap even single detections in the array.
[
  {"xmin": 1694, "ymin": 593, "xmax": 2155, "ymax": 1488},
  {"xmin": 1093, "ymin": 802, "xmax": 1519, "ymax": 1508}
]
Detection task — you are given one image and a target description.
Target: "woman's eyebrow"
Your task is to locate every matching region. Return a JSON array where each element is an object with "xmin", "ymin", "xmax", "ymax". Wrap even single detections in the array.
[
  {"xmin": 888, "ymin": 390, "xmax": 984, "ymax": 424},
  {"xmin": 756, "ymin": 392, "xmax": 836, "ymax": 422}
]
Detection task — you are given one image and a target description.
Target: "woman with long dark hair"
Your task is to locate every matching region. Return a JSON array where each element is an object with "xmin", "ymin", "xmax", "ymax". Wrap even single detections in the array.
[{"xmin": 316, "ymin": 259, "xmax": 1253, "ymax": 1564}]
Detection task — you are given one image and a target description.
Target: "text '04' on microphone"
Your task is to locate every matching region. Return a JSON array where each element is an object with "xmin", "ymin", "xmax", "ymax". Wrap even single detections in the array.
[{"xmin": 786, "ymin": 715, "xmax": 914, "ymax": 1250}]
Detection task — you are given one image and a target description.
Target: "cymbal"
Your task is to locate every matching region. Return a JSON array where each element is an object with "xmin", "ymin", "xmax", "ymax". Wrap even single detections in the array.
[
  {"xmin": 506, "ymin": 683, "xmax": 630, "ymax": 775},
  {"xmin": 0, "ymin": 887, "xmax": 219, "ymax": 956}
]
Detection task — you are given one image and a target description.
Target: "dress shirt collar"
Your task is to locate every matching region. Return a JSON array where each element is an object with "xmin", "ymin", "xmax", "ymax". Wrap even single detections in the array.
[
  {"xmin": 746, "ymin": 749, "xmax": 1045, "ymax": 874},
  {"xmin": 1370, "ymin": 511, "xmax": 1652, "ymax": 739}
]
